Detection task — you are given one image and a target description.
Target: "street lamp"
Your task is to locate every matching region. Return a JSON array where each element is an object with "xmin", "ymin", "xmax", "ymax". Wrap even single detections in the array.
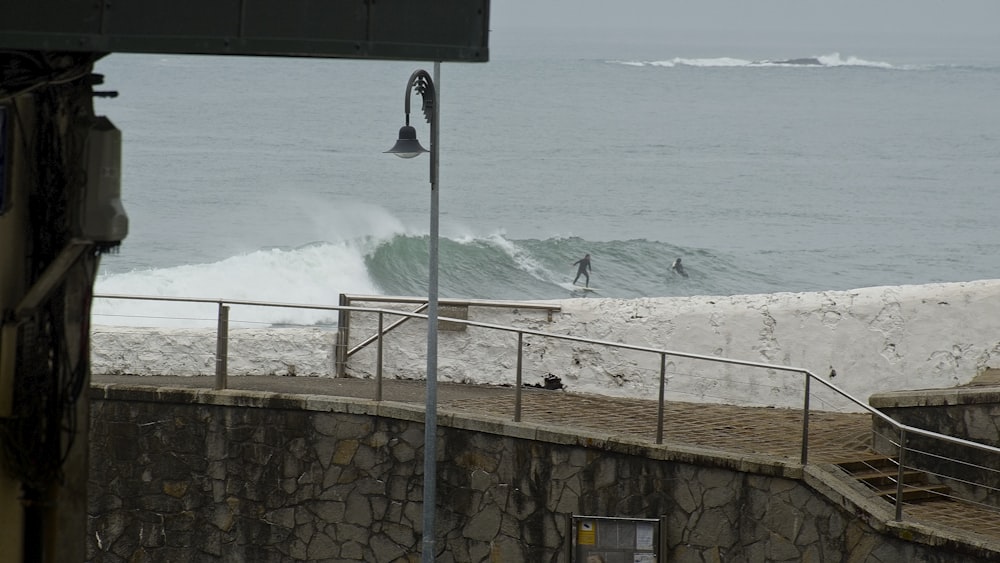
[{"xmin": 385, "ymin": 63, "xmax": 440, "ymax": 562}]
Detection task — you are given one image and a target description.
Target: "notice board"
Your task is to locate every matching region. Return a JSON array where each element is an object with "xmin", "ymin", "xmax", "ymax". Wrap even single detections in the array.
[{"xmin": 571, "ymin": 515, "xmax": 662, "ymax": 562}]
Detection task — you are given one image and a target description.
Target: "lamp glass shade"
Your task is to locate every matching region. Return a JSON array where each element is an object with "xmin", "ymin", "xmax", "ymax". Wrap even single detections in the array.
[{"xmin": 385, "ymin": 125, "xmax": 429, "ymax": 158}]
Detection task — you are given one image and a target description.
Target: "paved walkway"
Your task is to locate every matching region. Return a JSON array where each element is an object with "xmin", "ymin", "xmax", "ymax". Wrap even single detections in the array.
[
  {"xmin": 92, "ymin": 374, "xmax": 1000, "ymax": 546},
  {"xmin": 93, "ymin": 374, "xmax": 872, "ymax": 462}
]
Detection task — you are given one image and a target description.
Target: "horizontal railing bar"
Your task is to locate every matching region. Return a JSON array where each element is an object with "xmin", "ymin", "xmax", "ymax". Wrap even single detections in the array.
[
  {"xmin": 802, "ymin": 371, "xmax": 1000, "ymax": 453},
  {"xmin": 341, "ymin": 294, "xmax": 561, "ymax": 312},
  {"xmin": 896, "ymin": 422, "xmax": 1000, "ymax": 455},
  {"xmin": 94, "ymin": 293, "xmax": 558, "ymax": 316},
  {"xmin": 427, "ymin": 314, "xmax": 812, "ymax": 375},
  {"xmin": 95, "ymin": 293, "xmax": 345, "ymax": 312},
  {"xmin": 91, "ymin": 293, "xmax": 1000, "ymax": 458}
]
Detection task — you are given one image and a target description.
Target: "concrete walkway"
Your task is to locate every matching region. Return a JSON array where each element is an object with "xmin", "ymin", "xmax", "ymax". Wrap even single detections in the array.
[{"xmin": 91, "ymin": 374, "xmax": 1000, "ymax": 548}]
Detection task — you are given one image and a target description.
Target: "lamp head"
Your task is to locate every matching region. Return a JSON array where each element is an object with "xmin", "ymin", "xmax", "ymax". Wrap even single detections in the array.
[{"xmin": 385, "ymin": 125, "xmax": 429, "ymax": 159}]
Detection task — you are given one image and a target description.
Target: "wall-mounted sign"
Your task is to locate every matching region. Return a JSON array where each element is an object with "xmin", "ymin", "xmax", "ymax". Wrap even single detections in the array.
[
  {"xmin": 572, "ymin": 515, "xmax": 662, "ymax": 562},
  {"xmin": 578, "ymin": 519, "xmax": 596, "ymax": 545}
]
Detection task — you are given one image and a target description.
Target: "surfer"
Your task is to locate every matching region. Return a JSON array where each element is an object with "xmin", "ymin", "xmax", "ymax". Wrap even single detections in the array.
[
  {"xmin": 671, "ymin": 257, "xmax": 688, "ymax": 278},
  {"xmin": 572, "ymin": 253, "xmax": 592, "ymax": 287}
]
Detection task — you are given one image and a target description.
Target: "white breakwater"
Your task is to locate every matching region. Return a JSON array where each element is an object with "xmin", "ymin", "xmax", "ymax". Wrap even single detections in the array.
[{"xmin": 91, "ymin": 280, "xmax": 1000, "ymax": 411}]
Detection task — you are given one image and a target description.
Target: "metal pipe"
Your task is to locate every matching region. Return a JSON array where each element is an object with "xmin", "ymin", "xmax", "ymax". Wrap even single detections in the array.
[
  {"xmin": 514, "ymin": 332, "xmax": 523, "ymax": 422},
  {"xmin": 656, "ymin": 353, "xmax": 666, "ymax": 444},
  {"xmin": 346, "ymin": 302, "xmax": 428, "ymax": 358},
  {"xmin": 375, "ymin": 311, "xmax": 383, "ymax": 401},
  {"xmin": 337, "ymin": 293, "xmax": 561, "ymax": 314},
  {"xmin": 214, "ymin": 304, "xmax": 229, "ymax": 390},
  {"xmin": 420, "ymin": 61, "xmax": 441, "ymax": 563},
  {"xmin": 336, "ymin": 293, "xmax": 348, "ymax": 377},
  {"xmin": 800, "ymin": 371, "xmax": 811, "ymax": 465},
  {"xmin": 895, "ymin": 428, "xmax": 907, "ymax": 521}
]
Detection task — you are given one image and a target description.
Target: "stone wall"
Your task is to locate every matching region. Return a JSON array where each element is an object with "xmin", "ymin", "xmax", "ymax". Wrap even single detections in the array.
[
  {"xmin": 88, "ymin": 385, "xmax": 999, "ymax": 562},
  {"xmin": 870, "ymin": 387, "xmax": 1000, "ymax": 508}
]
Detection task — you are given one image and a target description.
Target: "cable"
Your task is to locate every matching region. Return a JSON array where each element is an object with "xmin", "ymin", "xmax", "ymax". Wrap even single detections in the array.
[
  {"xmin": 0, "ymin": 51, "xmax": 101, "ymax": 103},
  {"xmin": 0, "ymin": 61, "xmax": 102, "ymax": 492}
]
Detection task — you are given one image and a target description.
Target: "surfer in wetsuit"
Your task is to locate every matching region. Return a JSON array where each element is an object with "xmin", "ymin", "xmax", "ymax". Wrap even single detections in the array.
[
  {"xmin": 671, "ymin": 257, "xmax": 688, "ymax": 278},
  {"xmin": 573, "ymin": 253, "xmax": 592, "ymax": 287}
]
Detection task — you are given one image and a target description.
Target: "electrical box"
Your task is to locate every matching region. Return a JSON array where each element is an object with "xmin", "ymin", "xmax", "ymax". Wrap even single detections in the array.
[{"xmin": 77, "ymin": 116, "xmax": 128, "ymax": 245}]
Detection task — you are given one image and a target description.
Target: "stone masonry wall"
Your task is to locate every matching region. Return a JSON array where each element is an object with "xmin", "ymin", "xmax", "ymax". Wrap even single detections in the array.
[
  {"xmin": 869, "ymin": 388, "xmax": 1000, "ymax": 509},
  {"xmin": 88, "ymin": 386, "xmax": 998, "ymax": 562}
]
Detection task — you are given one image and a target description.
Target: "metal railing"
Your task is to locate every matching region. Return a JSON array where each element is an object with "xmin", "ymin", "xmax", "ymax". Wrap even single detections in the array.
[
  {"xmin": 335, "ymin": 293, "xmax": 561, "ymax": 380},
  {"xmin": 91, "ymin": 293, "xmax": 1000, "ymax": 524}
]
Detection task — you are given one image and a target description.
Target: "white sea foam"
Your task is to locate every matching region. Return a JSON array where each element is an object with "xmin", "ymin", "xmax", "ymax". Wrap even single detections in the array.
[
  {"xmin": 485, "ymin": 233, "xmax": 557, "ymax": 283},
  {"xmin": 94, "ymin": 242, "xmax": 378, "ymax": 327},
  {"xmin": 614, "ymin": 52, "xmax": 893, "ymax": 69}
]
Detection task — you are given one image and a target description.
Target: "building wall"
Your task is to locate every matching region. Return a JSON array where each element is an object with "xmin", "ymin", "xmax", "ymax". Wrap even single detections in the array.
[{"xmin": 87, "ymin": 386, "xmax": 997, "ymax": 562}]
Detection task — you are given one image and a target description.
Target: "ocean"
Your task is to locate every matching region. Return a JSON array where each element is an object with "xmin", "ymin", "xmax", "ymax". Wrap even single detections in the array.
[{"xmin": 91, "ymin": 30, "xmax": 1000, "ymax": 326}]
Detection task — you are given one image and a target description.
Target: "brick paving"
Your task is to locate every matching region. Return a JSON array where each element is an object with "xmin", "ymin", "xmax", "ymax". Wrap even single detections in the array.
[
  {"xmin": 903, "ymin": 499, "xmax": 1000, "ymax": 539},
  {"xmin": 452, "ymin": 391, "xmax": 874, "ymax": 463},
  {"xmin": 92, "ymin": 375, "xmax": 1000, "ymax": 546}
]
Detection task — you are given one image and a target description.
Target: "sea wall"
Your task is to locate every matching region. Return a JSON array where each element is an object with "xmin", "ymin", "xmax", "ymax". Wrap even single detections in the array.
[{"xmin": 90, "ymin": 280, "xmax": 1000, "ymax": 411}]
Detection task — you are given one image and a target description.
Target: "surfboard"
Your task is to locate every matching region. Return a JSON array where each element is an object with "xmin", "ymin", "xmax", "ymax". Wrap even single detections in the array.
[{"xmin": 572, "ymin": 286, "xmax": 600, "ymax": 293}]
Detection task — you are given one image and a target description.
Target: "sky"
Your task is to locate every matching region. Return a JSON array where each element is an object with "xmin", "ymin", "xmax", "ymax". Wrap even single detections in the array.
[
  {"xmin": 488, "ymin": 0, "xmax": 1000, "ymax": 57},
  {"xmin": 490, "ymin": 0, "xmax": 1000, "ymax": 36}
]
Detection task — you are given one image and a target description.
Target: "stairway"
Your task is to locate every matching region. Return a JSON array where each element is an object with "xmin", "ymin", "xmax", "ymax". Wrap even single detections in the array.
[{"xmin": 837, "ymin": 455, "xmax": 951, "ymax": 504}]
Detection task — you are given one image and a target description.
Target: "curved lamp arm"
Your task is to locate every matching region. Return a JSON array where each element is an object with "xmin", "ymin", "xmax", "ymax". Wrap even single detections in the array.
[
  {"xmin": 386, "ymin": 69, "xmax": 436, "ymax": 160},
  {"xmin": 405, "ymin": 69, "xmax": 436, "ymax": 126}
]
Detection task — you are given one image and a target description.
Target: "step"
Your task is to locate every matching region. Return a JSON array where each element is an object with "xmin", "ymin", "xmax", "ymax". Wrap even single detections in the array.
[
  {"xmin": 837, "ymin": 455, "xmax": 899, "ymax": 473},
  {"xmin": 851, "ymin": 468, "xmax": 927, "ymax": 488},
  {"xmin": 837, "ymin": 455, "xmax": 952, "ymax": 504},
  {"xmin": 875, "ymin": 483, "xmax": 951, "ymax": 503}
]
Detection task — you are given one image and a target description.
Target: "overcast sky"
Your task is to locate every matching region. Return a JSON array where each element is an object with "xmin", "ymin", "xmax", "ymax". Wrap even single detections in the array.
[
  {"xmin": 487, "ymin": 0, "xmax": 999, "ymax": 58},
  {"xmin": 491, "ymin": 0, "xmax": 1000, "ymax": 36}
]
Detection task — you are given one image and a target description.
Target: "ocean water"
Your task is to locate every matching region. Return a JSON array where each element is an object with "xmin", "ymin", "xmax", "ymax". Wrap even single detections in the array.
[{"xmin": 91, "ymin": 32, "xmax": 1000, "ymax": 325}]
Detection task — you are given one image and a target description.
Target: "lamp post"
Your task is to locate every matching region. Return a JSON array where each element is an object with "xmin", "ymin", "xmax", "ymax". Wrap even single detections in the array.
[{"xmin": 385, "ymin": 63, "xmax": 440, "ymax": 562}]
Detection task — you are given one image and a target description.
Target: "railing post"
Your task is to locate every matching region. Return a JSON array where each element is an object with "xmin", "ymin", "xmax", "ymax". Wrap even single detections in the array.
[
  {"xmin": 214, "ymin": 303, "xmax": 229, "ymax": 390},
  {"xmin": 514, "ymin": 332, "xmax": 523, "ymax": 422},
  {"xmin": 656, "ymin": 353, "xmax": 666, "ymax": 444},
  {"xmin": 335, "ymin": 293, "xmax": 349, "ymax": 377},
  {"xmin": 800, "ymin": 372, "xmax": 811, "ymax": 465},
  {"xmin": 895, "ymin": 428, "xmax": 907, "ymax": 521},
  {"xmin": 375, "ymin": 311, "xmax": 384, "ymax": 401}
]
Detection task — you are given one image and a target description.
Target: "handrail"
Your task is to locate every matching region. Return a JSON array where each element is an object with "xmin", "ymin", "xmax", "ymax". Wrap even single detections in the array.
[
  {"xmin": 347, "ymin": 303, "xmax": 428, "ymax": 358},
  {"xmin": 95, "ymin": 293, "xmax": 347, "ymax": 312},
  {"xmin": 340, "ymin": 293, "xmax": 562, "ymax": 314},
  {"xmin": 91, "ymin": 293, "xmax": 1000, "ymax": 523},
  {"xmin": 337, "ymin": 293, "xmax": 561, "ymax": 377}
]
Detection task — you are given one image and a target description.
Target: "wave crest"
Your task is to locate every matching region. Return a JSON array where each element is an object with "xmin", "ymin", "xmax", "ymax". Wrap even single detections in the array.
[{"xmin": 613, "ymin": 52, "xmax": 893, "ymax": 69}]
